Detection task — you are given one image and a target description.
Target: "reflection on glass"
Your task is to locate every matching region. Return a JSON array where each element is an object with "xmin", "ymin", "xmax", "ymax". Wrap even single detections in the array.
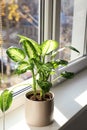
[{"xmin": 59, "ymin": 0, "xmax": 74, "ymax": 61}]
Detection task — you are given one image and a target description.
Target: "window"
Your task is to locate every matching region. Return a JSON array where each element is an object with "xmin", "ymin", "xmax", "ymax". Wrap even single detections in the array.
[
  {"xmin": 54, "ymin": 0, "xmax": 87, "ymax": 62},
  {"xmin": 0, "ymin": 0, "xmax": 39, "ymax": 89}
]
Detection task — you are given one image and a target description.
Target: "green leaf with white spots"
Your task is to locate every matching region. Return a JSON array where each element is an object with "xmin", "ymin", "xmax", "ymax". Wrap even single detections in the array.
[
  {"xmin": 6, "ymin": 47, "xmax": 25, "ymax": 62},
  {"xmin": 37, "ymin": 80, "xmax": 52, "ymax": 93},
  {"xmin": 41, "ymin": 40, "xmax": 59, "ymax": 56},
  {"xmin": 61, "ymin": 71, "xmax": 74, "ymax": 79},
  {"xmin": 18, "ymin": 35, "xmax": 41, "ymax": 56},
  {"xmin": 0, "ymin": 89, "xmax": 13, "ymax": 112},
  {"xmin": 15, "ymin": 61, "xmax": 33, "ymax": 74}
]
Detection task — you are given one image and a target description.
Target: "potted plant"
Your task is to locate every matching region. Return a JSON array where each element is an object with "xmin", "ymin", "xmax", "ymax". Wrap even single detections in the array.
[{"xmin": 5, "ymin": 35, "xmax": 79, "ymax": 126}]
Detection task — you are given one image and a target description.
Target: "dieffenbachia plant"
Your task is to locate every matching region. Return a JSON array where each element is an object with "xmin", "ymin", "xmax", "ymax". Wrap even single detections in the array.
[
  {"xmin": 6, "ymin": 35, "xmax": 80, "ymax": 99},
  {"xmin": 0, "ymin": 89, "xmax": 13, "ymax": 112}
]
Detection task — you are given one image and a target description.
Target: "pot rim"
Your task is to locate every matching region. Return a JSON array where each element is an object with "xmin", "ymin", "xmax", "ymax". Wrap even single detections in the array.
[{"xmin": 25, "ymin": 90, "xmax": 54, "ymax": 102}]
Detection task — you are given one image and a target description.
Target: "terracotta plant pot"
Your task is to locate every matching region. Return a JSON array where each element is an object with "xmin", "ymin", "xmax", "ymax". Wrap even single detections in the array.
[{"xmin": 25, "ymin": 91, "xmax": 54, "ymax": 127}]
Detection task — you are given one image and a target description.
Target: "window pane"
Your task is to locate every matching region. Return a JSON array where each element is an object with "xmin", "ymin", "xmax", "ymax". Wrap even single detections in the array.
[
  {"xmin": 59, "ymin": 0, "xmax": 86, "ymax": 61},
  {"xmin": 0, "ymin": 0, "xmax": 39, "ymax": 89},
  {"xmin": 60, "ymin": 0, "xmax": 74, "ymax": 61}
]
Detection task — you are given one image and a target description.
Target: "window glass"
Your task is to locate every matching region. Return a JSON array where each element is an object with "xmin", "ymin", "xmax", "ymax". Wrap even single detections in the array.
[
  {"xmin": 0, "ymin": 0, "xmax": 39, "ymax": 90},
  {"xmin": 59, "ymin": 0, "xmax": 86, "ymax": 61},
  {"xmin": 51, "ymin": 0, "xmax": 87, "ymax": 84},
  {"xmin": 59, "ymin": 0, "xmax": 74, "ymax": 61}
]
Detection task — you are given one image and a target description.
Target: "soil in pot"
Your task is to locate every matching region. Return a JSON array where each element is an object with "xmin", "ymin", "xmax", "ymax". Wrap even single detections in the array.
[{"xmin": 26, "ymin": 91, "xmax": 53, "ymax": 101}]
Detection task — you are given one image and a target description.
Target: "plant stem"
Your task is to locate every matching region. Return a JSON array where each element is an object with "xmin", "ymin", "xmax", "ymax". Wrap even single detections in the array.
[
  {"xmin": 40, "ymin": 90, "xmax": 45, "ymax": 100},
  {"xmin": 32, "ymin": 70, "xmax": 36, "ymax": 95}
]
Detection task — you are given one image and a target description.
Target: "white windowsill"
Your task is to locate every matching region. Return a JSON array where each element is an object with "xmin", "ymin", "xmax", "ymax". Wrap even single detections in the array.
[{"xmin": 0, "ymin": 68, "xmax": 87, "ymax": 130}]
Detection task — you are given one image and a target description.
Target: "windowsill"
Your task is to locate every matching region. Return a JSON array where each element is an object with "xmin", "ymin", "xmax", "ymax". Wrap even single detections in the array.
[{"xmin": 0, "ymin": 68, "xmax": 87, "ymax": 130}]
